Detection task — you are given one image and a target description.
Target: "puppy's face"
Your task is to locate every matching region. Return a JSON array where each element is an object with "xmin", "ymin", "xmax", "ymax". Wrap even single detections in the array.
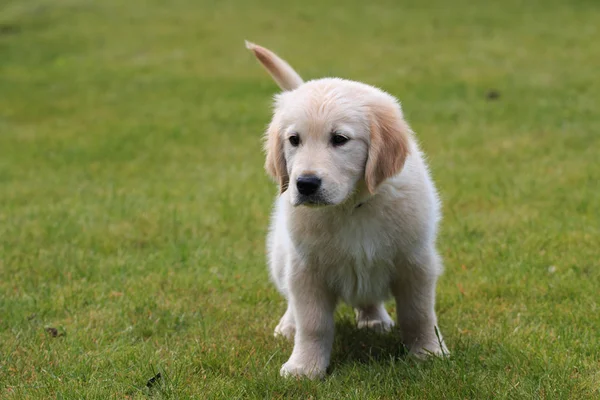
[
  {"xmin": 265, "ymin": 79, "xmax": 411, "ymax": 207},
  {"xmin": 278, "ymin": 84, "xmax": 370, "ymax": 206}
]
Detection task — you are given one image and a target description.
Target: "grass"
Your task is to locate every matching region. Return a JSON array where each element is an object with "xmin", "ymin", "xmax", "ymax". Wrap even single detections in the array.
[{"xmin": 1, "ymin": 0, "xmax": 599, "ymax": 398}]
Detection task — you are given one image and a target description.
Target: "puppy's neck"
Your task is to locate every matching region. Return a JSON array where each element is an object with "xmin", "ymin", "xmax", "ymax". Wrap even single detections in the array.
[{"xmin": 350, "ymin": 180, "xmax": 374, "ymax": 210}]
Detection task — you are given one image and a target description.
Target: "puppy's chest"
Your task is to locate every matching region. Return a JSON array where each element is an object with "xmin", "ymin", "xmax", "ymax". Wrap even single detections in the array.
[
  {"xmin": 299, "ymin": 214, "xmax": 398, "ymax": 306},
  {"xmin": 324, "ymin": 255, "xmax": 395, "ymax": 307}
]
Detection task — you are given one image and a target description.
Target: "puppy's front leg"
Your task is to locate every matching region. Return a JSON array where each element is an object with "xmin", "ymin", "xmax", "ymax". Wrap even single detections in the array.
[
  {"xmin": 280, "ymin": 262, "xmax": 336, "ymax": 379},
  {"xmin": 393, "ymin": 250, "xmax": 448, "ymax": 358}
]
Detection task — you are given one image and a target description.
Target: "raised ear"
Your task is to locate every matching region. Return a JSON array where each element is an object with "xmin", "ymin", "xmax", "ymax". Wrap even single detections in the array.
[
  {"xmin": 245, "ymin": 41, "xmax": 303, "ymax": 91},
  {"xmin": 365, "ymin": 102, "xmax": 411, "ymax": 193},
  {"xmin": 264, "ymin": 118, "xmax": 289, "ymax": 193}
]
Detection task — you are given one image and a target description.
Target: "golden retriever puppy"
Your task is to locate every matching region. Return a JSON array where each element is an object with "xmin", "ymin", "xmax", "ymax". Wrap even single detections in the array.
[{"xmin": 246, "ymin": 41, "xmax": 449, "ymax": 379}]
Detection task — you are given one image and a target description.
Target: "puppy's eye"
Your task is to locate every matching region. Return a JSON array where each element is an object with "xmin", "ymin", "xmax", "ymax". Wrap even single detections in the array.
[
  {"xmin": 289, "ymin": 134, "xmax": 300, "ymax": 147},
  {"xmin": 331, "ymin": 133, "xmax": 349, "ymax": 147}
]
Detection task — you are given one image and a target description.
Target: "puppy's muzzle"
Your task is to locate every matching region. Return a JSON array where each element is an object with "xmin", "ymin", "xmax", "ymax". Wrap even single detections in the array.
[{"xmin": 296, "ymin": 175, "xmax": 321, "ymax": 196}]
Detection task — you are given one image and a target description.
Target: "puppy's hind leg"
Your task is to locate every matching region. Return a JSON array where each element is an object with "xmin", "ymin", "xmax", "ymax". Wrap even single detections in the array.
[
  {"xmin": 274, "ymin": 304, "xmax": 296, "ymax": 340},
  {"xmin": 355, "ymin": 303, "xmax": 395, "ymax": 333},
  {"xmin": 268, "ymin": 233, "xmax": 296, "ymax": 339}
]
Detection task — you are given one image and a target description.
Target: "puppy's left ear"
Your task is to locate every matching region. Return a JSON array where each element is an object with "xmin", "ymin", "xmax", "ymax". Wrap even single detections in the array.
[{"xmin": 365, "ymin": 101, "xmax": 411, "ymax": 193}]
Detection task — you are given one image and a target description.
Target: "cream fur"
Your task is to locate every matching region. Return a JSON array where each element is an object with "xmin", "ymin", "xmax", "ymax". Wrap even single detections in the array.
[{"xmin": 247, "ymin": 42, "xmax": 449, "ymax": 379}]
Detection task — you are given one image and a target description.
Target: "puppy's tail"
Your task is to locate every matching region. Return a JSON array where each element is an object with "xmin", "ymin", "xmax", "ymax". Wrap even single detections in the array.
[{"xmin": 245, "ymin": 41, "xmax": 303, "ymax": 91}]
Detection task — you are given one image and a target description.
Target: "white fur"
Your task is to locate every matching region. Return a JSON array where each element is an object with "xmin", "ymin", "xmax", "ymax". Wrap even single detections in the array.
[{"xmin": 247, "ymin": 42, "xmax": 449, "ymax": 379}]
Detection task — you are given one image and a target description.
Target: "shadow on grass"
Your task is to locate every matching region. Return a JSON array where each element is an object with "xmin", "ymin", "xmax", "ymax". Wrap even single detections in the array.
[{"xmin": 329, "ymin": 317, "xmax": 408, "ymax": 367}]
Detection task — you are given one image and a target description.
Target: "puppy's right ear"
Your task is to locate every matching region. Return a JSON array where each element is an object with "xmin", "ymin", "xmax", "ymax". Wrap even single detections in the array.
[
  {"xmin": 245, "ymin": 41, "xmax": 303, "ymax": 91},
  {"xmin": 264, "ymin": 117, "xmax": 289, "ymax": 193}
]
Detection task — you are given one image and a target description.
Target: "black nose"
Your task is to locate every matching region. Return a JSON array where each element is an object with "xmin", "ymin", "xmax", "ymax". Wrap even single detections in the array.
[{"xmin": 296, "ymin": 175, "xmax": 322, "ymax": 196}]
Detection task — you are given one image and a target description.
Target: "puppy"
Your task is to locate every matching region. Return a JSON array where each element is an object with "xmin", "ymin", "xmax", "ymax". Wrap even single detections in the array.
[{"xmin": 246, "ymin": 41, "xmax": 449, "ymax": 379}]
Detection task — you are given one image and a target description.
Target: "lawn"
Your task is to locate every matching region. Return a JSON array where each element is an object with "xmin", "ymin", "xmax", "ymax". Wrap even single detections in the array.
[{"xmin": 1, "ymin": 0, "xmax": 599, "ymax": 398}]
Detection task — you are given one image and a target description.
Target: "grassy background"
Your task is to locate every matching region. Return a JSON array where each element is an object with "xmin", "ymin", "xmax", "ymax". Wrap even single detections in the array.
[{"xmin": 1, "ymin": 0, "xmax": 599, "ymax": 398}]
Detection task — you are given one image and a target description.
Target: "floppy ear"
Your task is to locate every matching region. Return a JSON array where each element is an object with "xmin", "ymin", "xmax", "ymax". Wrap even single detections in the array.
[
  {"xmin": 264, "ymin": 118, "xmax": 289, "ymax": 193},
  {"xmin": 365, "ymin": 102, "xmax": 411, "ymax": 193}
]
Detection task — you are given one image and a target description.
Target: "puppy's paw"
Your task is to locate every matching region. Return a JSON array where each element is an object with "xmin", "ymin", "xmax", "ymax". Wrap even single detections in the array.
[
  {"xmin": 274, "ymin": 320, "xmax": 295, "ymax": 340},
  {"xmin": 280, "ymin": 360, "xmax": 326, "ymax": 380},
  {"xmin": 356, "ymin": 305, "xmax": 395, "ymax": 333},
  {"xmin": 408, "ymin": 341, "xmax": 450, "ymax": 360},
  {"xmin": 357, "ymin": 317, "xmax": 395, "ymax": 333}
]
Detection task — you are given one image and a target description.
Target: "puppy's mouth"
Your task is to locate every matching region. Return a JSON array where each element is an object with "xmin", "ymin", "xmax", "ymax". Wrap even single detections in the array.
[{"xmin": 293, "ymin": 194, "xmax": 333, "ymax": 207}]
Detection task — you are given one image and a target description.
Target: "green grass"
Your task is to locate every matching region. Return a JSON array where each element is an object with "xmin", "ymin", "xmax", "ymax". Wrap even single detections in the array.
[{"xmin": 1, "ymin": 0, "xmax": 599, "ymax": 398}]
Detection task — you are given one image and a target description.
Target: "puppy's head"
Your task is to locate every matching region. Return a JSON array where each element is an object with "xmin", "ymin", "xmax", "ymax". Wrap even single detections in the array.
[{"xmin": 247, "ymin": 42, "xmax": 411, "ymax": 207}]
